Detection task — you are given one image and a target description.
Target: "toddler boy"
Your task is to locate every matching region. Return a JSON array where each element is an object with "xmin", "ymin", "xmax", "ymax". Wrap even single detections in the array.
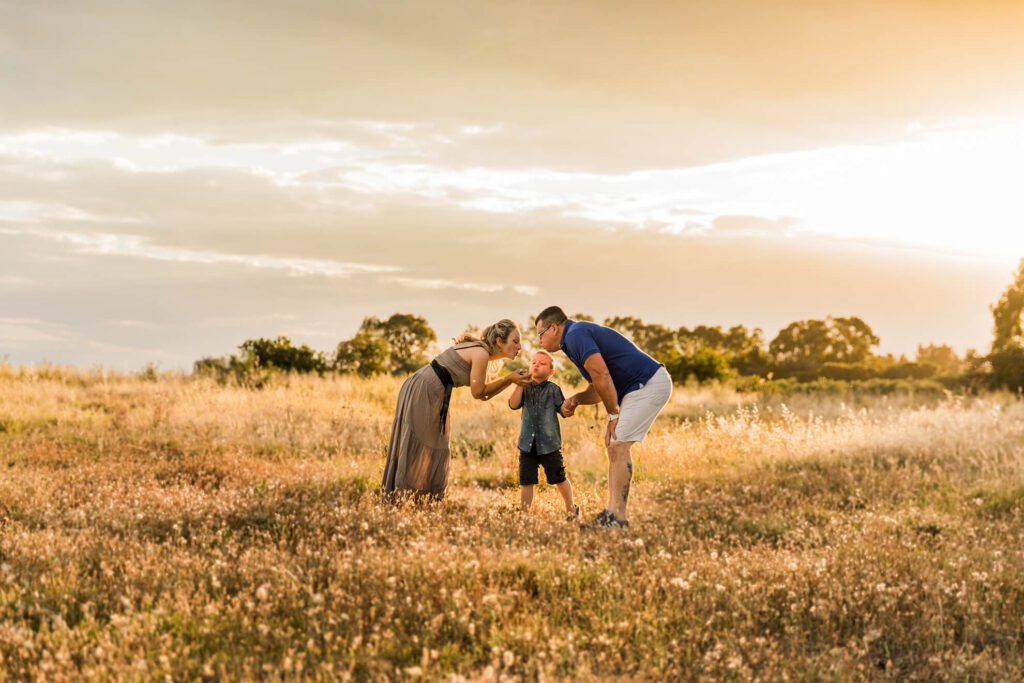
[{"xmin": 508, "ymin": 350, "xmax": 579, "ymax": 519}]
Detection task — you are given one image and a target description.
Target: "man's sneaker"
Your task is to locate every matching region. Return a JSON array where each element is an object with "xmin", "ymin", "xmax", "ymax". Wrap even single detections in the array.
[
  {"xmin": 584, "ymin": 509, "xmax": 629, "ymax": 529},
  {"xmin": 566, "ymin": 504, "xmax": 580, "ymax": 521}
]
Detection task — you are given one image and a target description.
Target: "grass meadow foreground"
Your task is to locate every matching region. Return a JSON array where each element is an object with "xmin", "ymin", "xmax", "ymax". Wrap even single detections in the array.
[{"xmin": 2, "ymin": 366, "xmax": 1024, "ymax": 680}]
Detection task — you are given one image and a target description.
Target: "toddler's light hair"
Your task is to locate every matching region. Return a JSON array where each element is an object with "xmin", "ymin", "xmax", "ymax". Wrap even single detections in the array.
[{"xmin": 532, "ymin": 349, "xmax": 555, "ymax": 365}]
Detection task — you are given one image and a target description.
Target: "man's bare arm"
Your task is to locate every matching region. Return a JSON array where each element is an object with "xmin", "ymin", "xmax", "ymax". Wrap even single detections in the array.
[
  {"xmin": 582, "ymin": 353, "xmax": 619, "ymax": 415},
  {"xmin": 570, "ymin": 383, "xmax": 600, "ymax": 405},
  {"xmin": 562, "ymin": 382, "xmax": 597, "ymax": 416}
]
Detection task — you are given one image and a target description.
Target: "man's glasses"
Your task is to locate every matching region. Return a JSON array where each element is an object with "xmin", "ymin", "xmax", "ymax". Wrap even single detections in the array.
[{"xmin": 537, "ymin": 324, "xmax": 553, "ymax": 339}]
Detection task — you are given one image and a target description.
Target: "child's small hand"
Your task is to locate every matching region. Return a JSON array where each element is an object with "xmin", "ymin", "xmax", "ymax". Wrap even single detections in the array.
[{"xmin": 561, "ymin": 396, "xmax": 579, "ymax": 417}]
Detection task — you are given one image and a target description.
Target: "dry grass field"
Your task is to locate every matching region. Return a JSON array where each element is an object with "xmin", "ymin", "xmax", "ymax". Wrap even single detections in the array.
[{"xmin": 2, "ymin": 365, "xmax": 1024, "ymax": 680}]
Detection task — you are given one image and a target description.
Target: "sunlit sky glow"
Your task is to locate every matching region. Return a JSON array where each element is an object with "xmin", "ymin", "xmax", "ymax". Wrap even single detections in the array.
[
  {"xmin": 3, "ymin": 0, "xmax": 1024, "ymax": 369},
  {"xmin": 4, "ymin": 120, "xmax": 1024, "ymax": 258}
]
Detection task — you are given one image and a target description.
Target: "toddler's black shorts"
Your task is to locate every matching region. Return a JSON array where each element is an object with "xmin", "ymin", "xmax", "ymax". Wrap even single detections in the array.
[{"xmin": 519, "ymin": 443, "xmax": 567, "ymax": 486}]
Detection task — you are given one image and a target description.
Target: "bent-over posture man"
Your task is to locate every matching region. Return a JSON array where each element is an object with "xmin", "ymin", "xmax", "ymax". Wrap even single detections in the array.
[{"xmin": 535, "ymin": 306, "xmax": 673, "ymax": 528}]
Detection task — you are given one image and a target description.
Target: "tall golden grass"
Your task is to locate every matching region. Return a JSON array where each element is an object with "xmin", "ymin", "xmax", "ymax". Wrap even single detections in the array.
[{"xmin": 2, "ymin": 364, "xmax": 1023, "ymax": 679}]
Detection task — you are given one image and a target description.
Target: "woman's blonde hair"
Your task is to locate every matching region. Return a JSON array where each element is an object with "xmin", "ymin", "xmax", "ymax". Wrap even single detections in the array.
[{"xmin": 454, "ymin": 319, "xmax": 519, "ymax": 355}]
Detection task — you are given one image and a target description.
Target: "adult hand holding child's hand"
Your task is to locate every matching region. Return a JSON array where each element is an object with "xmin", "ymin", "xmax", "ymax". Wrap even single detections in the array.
[{"xmin": 561, "ymin": 396, "xmax": 579, "ymax": 417}]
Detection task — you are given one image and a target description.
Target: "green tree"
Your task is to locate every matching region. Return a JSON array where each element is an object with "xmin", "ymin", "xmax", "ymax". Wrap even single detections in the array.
[
  {"xmin": 334, "ymin": 313, "xmax": 436, "ymax": 375},
  {"xmin": 769, "ymin": 316, "xmax": 879, "ymax": 368},
  {"xmin": 987, "ymin": 260, "xmax": 1024, "ymax": 390},
  {"xmin": 334, "ymin": 331, "xmax": 390, "ymax": 376},
  {"xmin": 239, "ymin": 336, "xmax": 326, "ymax": 373},
  {"xmin": 916, "ymin": 344, "xmax": 964, "ymax": 375},
  {"xmin": 829, "ymin": 316, "xmax": 880, "ymax": 363},
  {"xmin": 604, "ymin": 316, "xmax": 676, "ymax": 358},
  {"xmin": 988, "ymin": 346, "xmax": 1024, "ymax": 392},
  {"xmin": 662, "ymin": 347, "xmax": 733, "ymax": 384},
  {"xmin": 677, "ymin": 325, "xmax": 726, "ymax": 353},
  {"xmin": 769, "ymin": 319, "xmax": 831, "ymax": 367},
  {"xmin": 378, "ymin": 313, "xmax": 437, "ymax": 374},
  {"xmin": 685, "ymin": 324, "xmax": 771, "ymax": 376},
  {"xmin": 991, "ymin": 258, "xmax": 1024, "ymax": 351}
]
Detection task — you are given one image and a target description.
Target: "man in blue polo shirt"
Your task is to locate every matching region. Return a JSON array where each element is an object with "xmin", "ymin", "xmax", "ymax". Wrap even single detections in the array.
[{"xmin": 535, "ymin": 305, "xmax": 673, "ymax": 529}]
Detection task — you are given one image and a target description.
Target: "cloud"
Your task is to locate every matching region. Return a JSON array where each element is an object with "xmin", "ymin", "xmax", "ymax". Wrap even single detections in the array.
[
  {"xmin": 0, "ymin": 199, "xmax": 140, "ymax": 224},
  {"xmin": 0, "ymin": 318, "xmax": 69, "ymax": 344},
  {"xmin": 6, "ymin": 122, "xmax": 1024, "ymax": 261},
  {"xmin": 104, "ymin": 319, "xmax": 162, "ymax": 330},
  {"xmin": 0, "ymin": 194, "xmax": 1009, "ymax": 370},
  {"xmin": 5, "ymin": 227, "xmax": 400, "ymax": 278},
  {"xmin": 0, "ymin": 276, "xmax": 32, "ymax": 287},
  {"xmin": 387, "ymin": 277, "xmax": 505, "ymax": 294},
  {"xmin": 710, "ymin": 215, "xmax": 802, "ymax": 237}
]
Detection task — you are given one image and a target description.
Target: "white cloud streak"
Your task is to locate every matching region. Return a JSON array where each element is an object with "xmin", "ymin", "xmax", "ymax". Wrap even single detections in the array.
[
  {"xmin": 387, "ymin": 277, "xmax": 505, "ymax": 293},
  {"xmin": 0, "ymin": 200, "xmax": 141, "ymax": 224},
  {"xmin": 0, "ymin": 318, "xmax": 69, "ymax": 344},
  {"xmin": 4, "ymin": 227, "xmax": 400, "ymax": 278}
]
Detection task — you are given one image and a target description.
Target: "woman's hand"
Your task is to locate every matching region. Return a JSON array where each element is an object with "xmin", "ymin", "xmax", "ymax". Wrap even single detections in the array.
[{"xmin": 507, "ymin": 369, "xmax": 531, "ymax": 386}]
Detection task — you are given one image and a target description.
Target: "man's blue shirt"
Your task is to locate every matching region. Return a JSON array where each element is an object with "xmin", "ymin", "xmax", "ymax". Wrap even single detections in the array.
[{"xmin": 559, "ymin": 319, "xmax": 662, "ymax": 404}]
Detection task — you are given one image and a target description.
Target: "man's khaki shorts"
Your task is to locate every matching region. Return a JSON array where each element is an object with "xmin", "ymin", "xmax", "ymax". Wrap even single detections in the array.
[{"xmin": 613, "ymin": 366, "xmax": 673, "ymax": 443}]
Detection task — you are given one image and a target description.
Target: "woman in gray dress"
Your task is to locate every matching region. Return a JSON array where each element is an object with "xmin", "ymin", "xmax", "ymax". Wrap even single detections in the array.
[{"xmin": 382, "ymin": 319, "xmax": 532, "ymax": 500}]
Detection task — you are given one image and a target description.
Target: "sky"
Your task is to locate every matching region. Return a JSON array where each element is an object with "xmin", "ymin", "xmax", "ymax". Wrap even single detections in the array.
[{"xmin": 3, "ymin": 0, "xmax": 1024, "ymax": 370}]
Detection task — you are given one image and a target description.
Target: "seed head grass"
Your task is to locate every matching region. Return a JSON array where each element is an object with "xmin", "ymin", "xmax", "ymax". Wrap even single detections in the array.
[{"xmin": 1, "ymin": 366, "xmax": 1023, "ymax": 679}]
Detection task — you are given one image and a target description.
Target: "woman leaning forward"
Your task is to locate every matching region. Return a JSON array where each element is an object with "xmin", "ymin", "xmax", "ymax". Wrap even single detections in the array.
[{"xmin": 381, "ymin": 319, "xmax": 531, "ymax": 501}]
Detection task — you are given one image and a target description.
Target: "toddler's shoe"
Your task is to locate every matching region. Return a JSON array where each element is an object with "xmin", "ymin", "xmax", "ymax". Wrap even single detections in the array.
[{"xmin": 566, "ymin": 504, "xmax": 580, "ymax": 521}]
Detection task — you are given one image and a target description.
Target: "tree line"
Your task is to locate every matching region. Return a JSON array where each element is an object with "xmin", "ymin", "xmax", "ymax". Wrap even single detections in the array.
[
  {"xmin": 194, "ymin": 259, "xmax": 1024, "ymax": 392},
  {"xmin": 195, "ymin": 313, "xmax": 438, "ymax": 381}
]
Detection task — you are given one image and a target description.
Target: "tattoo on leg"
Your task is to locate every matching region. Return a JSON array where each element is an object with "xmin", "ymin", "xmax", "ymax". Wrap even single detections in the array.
[{"xmin": 623, "ymin": 462, "xmax": 632, "ymax": 503}]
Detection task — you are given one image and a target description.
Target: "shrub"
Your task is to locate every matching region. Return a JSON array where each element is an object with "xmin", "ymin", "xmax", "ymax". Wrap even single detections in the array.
[
  {"xmin": 880, "ymin": 361, "xmax": 938, "ymax": 380},
  {"xmin": 988, "ymin": 345, "xmax": 1024, "ymax": 392},
  {"xmin": 820, "ymin": 362, "xmax": 873, "ymax": 381},
  {"xmin": 661, "ymin": 347, "xmax": 734, "ymax": 384},
  {"xmin": 239, "ymin": 336, "xmax": 327, "ymax": 374}
]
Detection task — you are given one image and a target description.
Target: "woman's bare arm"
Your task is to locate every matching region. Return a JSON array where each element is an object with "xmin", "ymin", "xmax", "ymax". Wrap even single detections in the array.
[{"xmin": 466, "ymin": 347, "xmax": 529, "ymax": 400}]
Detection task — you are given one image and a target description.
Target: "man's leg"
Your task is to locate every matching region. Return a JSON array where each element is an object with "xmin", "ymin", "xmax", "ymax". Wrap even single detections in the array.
[
  {"xmin": 606, "ymin": 441, "xmax": 634, "ymax": 521},
  {"xmin": 520, "ymin": 485, "xmax": 535, "ymax": 513}
]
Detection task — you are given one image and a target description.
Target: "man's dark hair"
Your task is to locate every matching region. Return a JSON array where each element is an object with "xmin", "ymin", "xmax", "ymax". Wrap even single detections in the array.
[{"xmin": 535, "ymin": 306, "xmax": 568, "ymax": 327}]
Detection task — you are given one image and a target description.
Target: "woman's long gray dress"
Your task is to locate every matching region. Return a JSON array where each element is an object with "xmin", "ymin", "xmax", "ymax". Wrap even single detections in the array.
[{"xmin": 381, "ymin": 345, "xmax": 477, "ymax": 499}]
